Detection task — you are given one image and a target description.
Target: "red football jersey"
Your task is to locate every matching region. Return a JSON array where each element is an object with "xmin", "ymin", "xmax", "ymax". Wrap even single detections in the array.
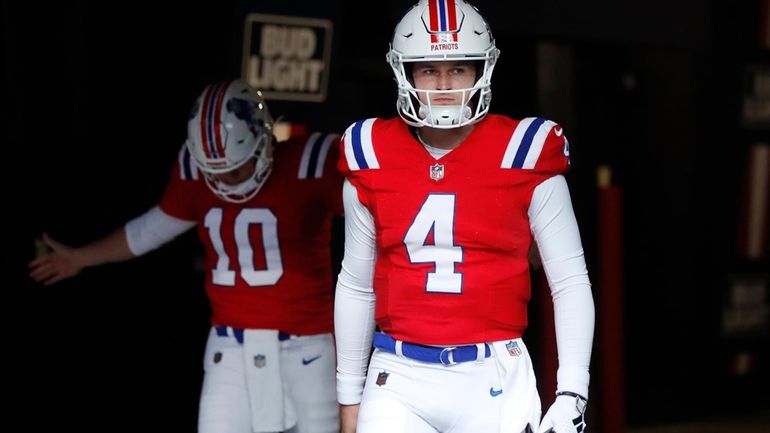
[
  {"xmin": 160, "ymin": 132, "xmax": 343, "ymax": 335},
  {"xmin": 339, "ymin": 115, "xmax": 569, "ymax": 345}
]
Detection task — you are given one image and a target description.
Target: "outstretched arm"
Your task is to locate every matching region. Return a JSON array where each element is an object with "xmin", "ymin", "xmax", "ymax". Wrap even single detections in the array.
[{"xmin": 28, "ymin": 206, "xmax": 195, "ymax": 286}]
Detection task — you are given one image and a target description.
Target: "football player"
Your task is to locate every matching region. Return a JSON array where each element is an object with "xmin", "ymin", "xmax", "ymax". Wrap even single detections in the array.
[
  {"xmin": 333, "ymin": 1, "xmax": 595, "ymax": 433},
  {"xmin": 29, "ymin": 80, "xmax": 342, "ymax": 433}
]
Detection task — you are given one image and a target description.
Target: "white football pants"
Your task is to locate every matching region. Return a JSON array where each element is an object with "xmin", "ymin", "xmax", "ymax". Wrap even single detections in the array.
[
  {"xmin": 198, "ymin": 327, "xmax": 339, "ymax": 433},
  {"xmin": 357, "ymin": 337, "xmax": 541, "ymax": 433}
]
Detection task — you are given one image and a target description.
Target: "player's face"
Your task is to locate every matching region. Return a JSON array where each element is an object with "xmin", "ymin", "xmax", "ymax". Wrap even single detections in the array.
[
  {"xmin": 411, "ymin": 61, "xmax": 477, "ymax": 105},
  {"xmin": 212, "ymin": 159, "xmax": 256, "ymax": 185}
]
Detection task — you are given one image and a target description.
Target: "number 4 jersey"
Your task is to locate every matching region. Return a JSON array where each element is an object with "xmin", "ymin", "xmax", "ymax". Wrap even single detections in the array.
[
  {"xmin": 160, "ymin": 132, "xmax": 343, "ymax": 335},
  {"xmin": 339, "ymin": 115, "xmax": 570, "ymax": 345}
]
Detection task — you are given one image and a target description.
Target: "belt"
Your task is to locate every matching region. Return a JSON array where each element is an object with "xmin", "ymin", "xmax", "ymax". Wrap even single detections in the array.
[
  {"xmin": 214, "ymin": 326, "xmax": 293, "ymax": 344},
  {"xmin": 373, "ymin": 332, "xmax": 491, "ymax": 366}
]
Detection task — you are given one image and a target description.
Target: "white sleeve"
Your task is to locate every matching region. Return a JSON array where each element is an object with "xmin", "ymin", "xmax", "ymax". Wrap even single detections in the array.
[
  {"xmin": 334, "ymin": 179, "xmax": 377, "ymax": 405},
  {"xmin": 124, "ymin": 206, "xmax": 196, "ymax": 256},
  {"xmin": 528, "ymin": 175, "xmax": 595, "ymax": 399}
]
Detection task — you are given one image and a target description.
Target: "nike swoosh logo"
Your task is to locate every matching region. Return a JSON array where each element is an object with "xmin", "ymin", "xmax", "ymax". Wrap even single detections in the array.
[
  {"xmin": 490, "ymin": 387, "xmax": 503, "ymax": 397},
  {"xmin": 554, "ymin": 126, "xmax": 563, "ymax": 137},
  {"xmin": 302, "ymin": 355, "xmax": 322, "ymax": 365}
]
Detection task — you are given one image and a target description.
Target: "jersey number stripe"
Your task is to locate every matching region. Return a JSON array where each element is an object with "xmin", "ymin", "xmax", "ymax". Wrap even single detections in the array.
[
  {"xmin": 204, "ymin": 208, "xmax": 284, "ymax": 286},
  {"xmin": 403, "ymin": 193, "xmax": 463, "ymax": 294}
]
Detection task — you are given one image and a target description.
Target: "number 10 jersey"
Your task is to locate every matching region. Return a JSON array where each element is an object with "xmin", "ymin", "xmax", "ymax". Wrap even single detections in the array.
[{"xmin": 159, "ymin": 132, "xmax": 343, "ymax": 335}]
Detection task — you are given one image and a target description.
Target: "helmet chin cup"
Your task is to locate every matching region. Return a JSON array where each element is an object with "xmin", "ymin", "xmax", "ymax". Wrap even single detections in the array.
[
  {"xmin": 417, "ymin": 104, "xmax": 472, "ymax": 127},
  {"xmin": 203, "ymin": 163, "xmax": 271, "ymax": 204}
]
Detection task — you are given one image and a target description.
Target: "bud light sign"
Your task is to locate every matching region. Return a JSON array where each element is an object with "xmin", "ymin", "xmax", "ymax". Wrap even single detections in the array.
[{"xmin": 242, "ymin": 14, "xmax": 333, "ymax": 102}]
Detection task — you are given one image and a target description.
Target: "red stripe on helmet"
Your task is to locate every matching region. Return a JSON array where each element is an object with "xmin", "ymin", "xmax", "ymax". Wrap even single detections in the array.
[
  {"xmin": 446, "ymin": 0, "xmax": 457, "ymax": 31},
  {"xmin": 428, "ymin": 0, "xmax": 439, "ymax": 32},
  {"xmin": 212, "ymin": 80, "xmax": 232, "ymax": 158}
]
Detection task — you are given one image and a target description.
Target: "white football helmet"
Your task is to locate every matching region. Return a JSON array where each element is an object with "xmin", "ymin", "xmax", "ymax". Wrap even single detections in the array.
[
  {"xmin": 386, "ymin": 0, "xmax": 500, "ymax": 128},
  {"xmin": 186, "ymin": 80, "xmax": 274, "ymax": 203}
]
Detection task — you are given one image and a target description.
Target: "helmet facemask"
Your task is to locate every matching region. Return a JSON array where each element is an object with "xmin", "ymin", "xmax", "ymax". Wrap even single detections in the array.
[
  {"xmin": 186, "ymin": 80, "xmax": 275, "ymax": 203},
  {"xmin": 199, "ymin": 133, "xmax": 273, "ymax": 204},
  {"xmin": 389, "ymin": 52, "xmax": 497, "ymax": 128}
]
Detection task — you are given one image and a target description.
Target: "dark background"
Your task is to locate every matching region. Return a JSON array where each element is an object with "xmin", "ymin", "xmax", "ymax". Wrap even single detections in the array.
[{"xmin": 4, "ymin": 1, "xmax": 768, "ymax": 432}]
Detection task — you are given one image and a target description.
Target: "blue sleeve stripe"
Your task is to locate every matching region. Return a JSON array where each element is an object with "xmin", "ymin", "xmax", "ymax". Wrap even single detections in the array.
[
  {"xmin": 178, "ymin": 143, "xmax": 198, "ymax": 180},
  {"xmin": 511, "ymin": 117, "xmax": 545, "ymax": 169},
  {"xmin": 344, "ymin": 119, "xmax": 379, "ymax": 171},
  {"xmin": 305, "ymin": 133, "xmax": 326, "ymax": 178},
  {"xmin": 351, "ymin": 120, "xmax": 369, "ymax": 169}
]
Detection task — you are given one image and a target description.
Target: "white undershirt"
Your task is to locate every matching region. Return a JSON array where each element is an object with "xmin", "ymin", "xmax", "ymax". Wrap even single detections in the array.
[
  {"xmin": 418, "ymin": 139, "xmax": 452, "ymax": 159},
  {"xmin": 335, "ymin": 173, "xmax": 595, "ymax": 405},
  {"xmin": 124, "ymin": 206, "xmax": 196, "ymax": 256}
]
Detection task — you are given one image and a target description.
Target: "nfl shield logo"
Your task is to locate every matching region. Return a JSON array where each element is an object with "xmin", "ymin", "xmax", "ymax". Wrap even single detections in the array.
[
  {"xmin": 506, "ymin": 341, "xmax": 522, "ymax": 357},
  {"xmin": 376, "ymin": 371, "xmax": 390, "ymax": 386},
  {"xmin": 253, "ymin": 354, "xmax": 266, "ymax": 368},
  {"xmin": 430, "ymin": 163, "xmax": 444, "ymax": 181}
]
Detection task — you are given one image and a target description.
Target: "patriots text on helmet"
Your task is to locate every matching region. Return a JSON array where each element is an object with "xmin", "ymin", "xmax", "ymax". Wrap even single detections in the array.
[{"xmin": 430, "ymin": 42, "xmax": 459, "ymax": 51}]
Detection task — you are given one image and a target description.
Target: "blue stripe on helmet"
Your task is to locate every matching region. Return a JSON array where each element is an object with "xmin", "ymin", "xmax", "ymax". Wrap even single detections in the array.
[{"xmin": 438, "ymin": 0, "xmax": 447, "ymax": 31}]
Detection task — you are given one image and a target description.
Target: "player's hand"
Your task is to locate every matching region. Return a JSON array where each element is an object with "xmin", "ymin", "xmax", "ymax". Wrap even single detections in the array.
[
  {"xmin": 28, "ymin": 233, "xmax": 84, "ymax": 285},
  {"xmin": 340, "ymin": 403, "xmax": 360, "ymax": 433},
  {"xmin": 538, "ymin": 395, "xmax": 587, "ymax": 433}
]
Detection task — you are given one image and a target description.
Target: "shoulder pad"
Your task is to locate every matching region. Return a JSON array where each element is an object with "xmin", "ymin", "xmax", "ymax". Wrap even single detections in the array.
[
  {"xmin": 177, "ymin": 142, "xmax": 200, "ymax": 181},
  {"xmin": 500, "ymin": 117, "xmax": 569, "ymax": 172},
  {"xmin": 342, "ymin": 118, "xmax": 380, "ymax": 171}
]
